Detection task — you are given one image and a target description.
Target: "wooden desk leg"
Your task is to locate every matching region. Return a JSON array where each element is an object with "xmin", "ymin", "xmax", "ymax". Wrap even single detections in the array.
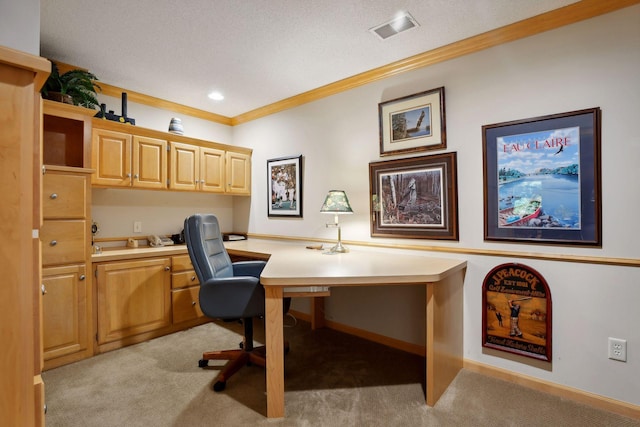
[
  {"xmin": 265, "ymin": 286, "xmax": 285, "ymax": 418},
  {"xmin": 310, "ymin": 296, "xmax": 325, "ymax": 330},
  {"xmin": 425, "ymin": 269, "xmax": 465, "ymax": 406}
]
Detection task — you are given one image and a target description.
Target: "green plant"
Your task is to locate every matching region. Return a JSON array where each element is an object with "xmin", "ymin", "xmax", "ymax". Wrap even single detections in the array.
[{"xmin": 42, "ymin": 62, "xmax": 102, "ymax": 109}]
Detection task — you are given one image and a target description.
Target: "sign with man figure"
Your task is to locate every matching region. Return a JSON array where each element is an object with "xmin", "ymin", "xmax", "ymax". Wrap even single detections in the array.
[{"xmin": 482, "ymin": 263, "xmax": 552, "ymax": 361}]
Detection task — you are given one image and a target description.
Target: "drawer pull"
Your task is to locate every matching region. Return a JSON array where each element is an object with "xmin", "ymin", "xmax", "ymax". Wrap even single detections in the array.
[
  {"xmin": 192, "ymin": 301, "xmax": 197, "ymax": 306},
  {"xmin": 50, "ymin": 240, "xmax": 57, "ymax": 246},
  {"xmin": 50, "ymin": 193, "xmax": 58, "ymax": 199},
  {"xmin": 41, "ymin": 284, "xmax": 47, "ymax": 295},
  {"xmin": 79, "ymin": 275, "xmax": 86, "ymax": 281},
  {"xmin": 165, "ymin": 266, "xmax": 170, "ymax": 271},
  {"xmin": 191, "ymin": 276, "xmax": 196, "ymax": 281}
]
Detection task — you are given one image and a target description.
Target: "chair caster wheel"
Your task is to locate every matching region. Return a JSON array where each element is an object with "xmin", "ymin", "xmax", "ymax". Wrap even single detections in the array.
[
  {"xmin": 198, "ymin": 359, "xmax": 208, "ymax": 368},
  {"xmin": 213, "ymin": 381, "xmax": 226, "ymax": 392}
]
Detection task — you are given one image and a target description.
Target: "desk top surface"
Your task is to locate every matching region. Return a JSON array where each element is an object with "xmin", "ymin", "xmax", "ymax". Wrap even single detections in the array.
[{"xmin": 224, "ymin": 239, "xmax": 467, "ymax": 287}]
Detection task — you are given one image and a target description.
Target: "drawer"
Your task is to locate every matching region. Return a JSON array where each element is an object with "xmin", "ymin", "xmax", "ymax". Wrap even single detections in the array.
[
  {"xmin": 172, "ymin": 286, "xmax": 204, "ymax": 324},
  {"xmin": 41, "ymin": 220, "xmax": 86, "ymax": 265},
  {"xmin": 171, "ymin": 270, "xmax": 199, "ymax": 289},
  {"xmin": 43, "ymin": 173, "xmax": 87, "ymax": 219},
  {"xmin": 172, "ymin": 254, "xmax": 193, "ymax": 272}
]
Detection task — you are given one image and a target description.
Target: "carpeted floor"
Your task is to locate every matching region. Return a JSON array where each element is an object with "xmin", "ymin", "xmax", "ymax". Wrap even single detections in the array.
[{"xmin": 42, "ymin": 318, "xmax": 639, "ymax": 426}]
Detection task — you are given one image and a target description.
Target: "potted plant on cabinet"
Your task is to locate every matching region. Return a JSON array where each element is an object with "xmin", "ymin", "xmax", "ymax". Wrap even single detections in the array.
[{"xmin": 41, "ymin": 61, "xmax": 101, "ymax": 109}]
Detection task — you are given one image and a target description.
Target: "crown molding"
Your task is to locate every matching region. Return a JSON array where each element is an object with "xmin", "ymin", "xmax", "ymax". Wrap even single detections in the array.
[{"xmin": 56, "ymin": 0, "xmax": 640, "ymax": 127}]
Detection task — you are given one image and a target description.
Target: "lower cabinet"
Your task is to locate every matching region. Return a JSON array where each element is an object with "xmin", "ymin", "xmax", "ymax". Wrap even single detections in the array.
[
  {"xmin": 94, "ymin": 253, "xmax": 209, "ymax": 353},
  {"xmin": 171, "ymin": 254, "xmax": 204, "ymax": 323},
  {"xmin": 42, "ymin": 264, "xmax": 91, "ymax": 367},
  {"xmin": 96, "ymin": 257, "xmax": 172, "ymax": 345}
]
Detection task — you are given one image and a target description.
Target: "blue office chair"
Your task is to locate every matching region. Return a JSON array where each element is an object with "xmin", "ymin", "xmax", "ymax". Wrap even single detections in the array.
[{"xmin": 184, "ymin": 214, "xmax": 288, "ymax": 392}]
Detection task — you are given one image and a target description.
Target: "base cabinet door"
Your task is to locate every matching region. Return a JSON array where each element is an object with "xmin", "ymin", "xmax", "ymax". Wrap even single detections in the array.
[
  {"xmin": 96, "ymin": 258, "xmax": 171, "ymax": 344},
  {"xmin": 42, "ymin": 264, "xmax": 89, "ymax": 363}
]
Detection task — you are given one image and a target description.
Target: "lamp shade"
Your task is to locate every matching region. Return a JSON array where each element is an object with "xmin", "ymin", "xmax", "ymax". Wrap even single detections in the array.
[{"xmin": 320, "ymin": 190, "xmax": 353, "ymax": 214}]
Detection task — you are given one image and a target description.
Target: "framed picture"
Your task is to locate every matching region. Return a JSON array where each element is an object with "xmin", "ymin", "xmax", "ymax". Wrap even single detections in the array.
[
  {"xmin": 482, "ymin": 263, "xmax": 552, "ymax": 362},
  {"xmin": 369, "ymin": 152, "xmax": 458, "ymax": 240},
  {"xmin": 379, "ymin": 87, "xmax": 446, "ymax": 156},
  {"xmin": 482, "ymin": 108, "xmax": 601, "ymax": 246},
  {"xmin": 268, "ymin": 155, "xmax": 303, "ymax": 218}
]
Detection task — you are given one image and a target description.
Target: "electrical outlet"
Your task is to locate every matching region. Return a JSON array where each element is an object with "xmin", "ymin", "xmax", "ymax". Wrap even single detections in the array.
[
  {"xmin": 133, "ymin": 221, "xmax": 142, "ymax": 233},
  {"xmin": 608, "ymin": 337, "xmax": 627, "ymax": 362}
]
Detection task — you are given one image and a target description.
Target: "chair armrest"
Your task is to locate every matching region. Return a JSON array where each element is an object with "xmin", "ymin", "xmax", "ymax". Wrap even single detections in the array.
[{"xmin": 232, "ymin": 260, "xmax": 267, "ymax": 278}]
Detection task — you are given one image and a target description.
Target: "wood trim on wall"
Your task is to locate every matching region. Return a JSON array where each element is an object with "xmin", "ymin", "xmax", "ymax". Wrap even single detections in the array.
[
  {"xmin": 247, "ymin": 233, "xmax": 640, "ymax": 268},
  {"xmin": 52, "ymin": 0, "xmax": 640, "ymax": 127}
]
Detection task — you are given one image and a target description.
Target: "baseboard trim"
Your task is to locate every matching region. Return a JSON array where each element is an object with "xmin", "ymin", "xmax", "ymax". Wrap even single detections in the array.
[
  {"xmin": 288, "ymin": 310, "xmax": 639, "ymax": 420},
  {"xmin": 464, "ymin": 360, "xmax": 640, "ymax": 420}
]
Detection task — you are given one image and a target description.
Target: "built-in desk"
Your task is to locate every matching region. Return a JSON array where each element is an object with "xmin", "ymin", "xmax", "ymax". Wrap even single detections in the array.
[{"xmin": 223, "ymin": 239, "xmax": 467, "ymax": 419}]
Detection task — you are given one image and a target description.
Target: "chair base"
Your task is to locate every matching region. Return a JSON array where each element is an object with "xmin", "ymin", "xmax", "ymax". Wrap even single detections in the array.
[{"xmin": 199, "ymin": 341, "xmax": 289, "ymax": 392}]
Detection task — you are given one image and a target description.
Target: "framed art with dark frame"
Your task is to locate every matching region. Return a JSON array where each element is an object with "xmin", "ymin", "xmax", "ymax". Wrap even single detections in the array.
[
  {"xmin": 378, "ymin": 86, "xmax": 446, "ymax": 156},
  {"xmin": 482, "ymin": 108, "xmax": 601, "ymax": 246},
  {"xmin": 268, "ymin": 155, "xmax": 303, "ymax": 218},
  {"xmin": 369, "ymin": 152, "xmax": 458, "ymax": 240}
]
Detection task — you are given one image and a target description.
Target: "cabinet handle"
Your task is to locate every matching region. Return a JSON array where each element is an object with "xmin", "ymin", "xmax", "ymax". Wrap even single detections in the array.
[
  {"xmin": 200, "ymin": 180, "xmax": 205, "ymax": 184},
  {"xmin": 165, "ymin": 266, "xmax": 170, "ymax": 271},
  {"xmin": 41, "ymin": 284, "xmax": 46, "ymax": 295},
  {"xmin": 127, "ymin": 173, "xmax": 132, "ymax": 178},
  {"xmin": 191, "ymin": 276, "xmax": 196, "ymax": 281},
  {"xmin": 50, "ymin": 193, "xmax": 58, "ymax": 199},
  {"xmin": 192, "ymin": 301, "xmax": 197, "ymax": 306},
  {"xmin": 50, "ymin": 240, "xmax": 57, "ymax": 246},
  {"xmin": 79, "ymin": 275, "xmax": 86, "ymax": 281},
  {"xmin": 134, "ymin": 174, "xmax": 139, "ymax": 179}
]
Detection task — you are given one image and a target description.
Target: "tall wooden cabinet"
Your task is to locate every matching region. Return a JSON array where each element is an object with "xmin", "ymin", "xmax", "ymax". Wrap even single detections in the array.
[
  {"xmin": 41, "ymin": 166, "xmax": 94, "ymax": 370},
  {"xmin": 0, "ymin": 45, "xmax": 50, "ymax": 427}
]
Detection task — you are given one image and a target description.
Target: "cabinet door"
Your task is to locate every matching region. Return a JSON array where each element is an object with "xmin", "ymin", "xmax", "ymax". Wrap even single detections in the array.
[
  {"xmin": 42, "ymin": 264, "xmax": 89, "ymax": 361},
  {"xmin": 96, "ymin": 258, "xmax": 171, "ymax": 344},
  {"xmin": 225, "ymin": 150, "xmax": 251, "ymax": 195},
  {"xmin": 200, "ymin": 146, "xmax": 225, "ymax": 193},
  {"xmin": 91, "ymin": 128, "xmax": 132, "ymax": 187},
  {"xmin": 132, "ymin": 136, "xmax": 167, "ymax": 189},
  {"xmin": 169, "ymin": 141, "xmax": 199, "ymax": 191},
  {"xmin": 42, "ymin": 172, "xmax": 88, "ymax": 219}
]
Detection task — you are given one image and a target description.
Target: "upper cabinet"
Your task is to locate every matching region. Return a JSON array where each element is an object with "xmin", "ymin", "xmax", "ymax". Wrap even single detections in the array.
[
  {"xmin": 225, "ymin": 150, "xmax": 251, "ymax": 195},
  {"xmin": 91, "ymin": 119, "xmax": 252, "ymax": 195},
  {"xmin": 169, "ymin": 142, "xmax": 224, "ymax": 192},
  {"xmin": 91, "ymin": 128, "xmax": 167, "ymax": 189}
]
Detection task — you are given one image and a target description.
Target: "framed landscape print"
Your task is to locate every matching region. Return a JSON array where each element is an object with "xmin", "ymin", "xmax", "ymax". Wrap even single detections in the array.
[
  {"xmin": 369, "ymin": 152, "xmax": 458, "ymax": 240},
  {"xmin": 268, "ymin": 155, "xmax": 303, "ymax": 218},
  {"xmin": 378, "ymin": 87, "xmax": 446, "ymax": 156},
  {"xmin": 482, "ymin": 108, "xmax": 601, "ymax": 246}
]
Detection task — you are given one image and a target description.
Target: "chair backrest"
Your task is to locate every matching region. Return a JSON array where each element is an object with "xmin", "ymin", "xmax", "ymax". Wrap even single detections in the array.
[{"xmin": 184, "ymin": 214, "xmax": 233, "ymax": 283}]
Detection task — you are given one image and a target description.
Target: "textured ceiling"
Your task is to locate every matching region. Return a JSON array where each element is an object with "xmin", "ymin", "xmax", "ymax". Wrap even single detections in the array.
[{"xmin": 40, "ymin": 0, "xmax": 578, "ymax": 118}]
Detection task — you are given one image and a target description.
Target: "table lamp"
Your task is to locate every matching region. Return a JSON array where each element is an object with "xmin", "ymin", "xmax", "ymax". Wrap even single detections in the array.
[{"xmin": 320, "ymin": 190, "xmax": 353, "ymax": 253}]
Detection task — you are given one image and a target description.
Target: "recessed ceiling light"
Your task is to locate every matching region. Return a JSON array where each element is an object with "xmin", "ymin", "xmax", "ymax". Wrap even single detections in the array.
[
  {"xmin": 208, "ymin": 91, "xmax": 224, "ymax": 101},
  {"xmin": 370, "ymin": 12, "xmax": 419, "ymax": 40}
]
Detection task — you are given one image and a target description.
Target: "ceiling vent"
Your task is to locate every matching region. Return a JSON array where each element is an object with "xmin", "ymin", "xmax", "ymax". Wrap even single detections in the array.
[{"xmin": 369, "ymin": 12, "xmax": 419, "ymax": 40}]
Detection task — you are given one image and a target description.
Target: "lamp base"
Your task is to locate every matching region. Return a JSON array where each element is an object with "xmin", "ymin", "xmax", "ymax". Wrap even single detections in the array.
[{"xmin": 326, "ymin": 241, "xmax": 349, "ymax": 254}]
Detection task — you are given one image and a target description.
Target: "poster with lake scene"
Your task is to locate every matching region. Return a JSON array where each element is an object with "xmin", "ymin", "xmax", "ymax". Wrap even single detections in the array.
[
  {"xmin": 496, "ymin": 126, "xmax": 581, "ymax": 230},
  {"xmin": 483, "ymin": 108, "xmax": 601, "ymax": 246}
]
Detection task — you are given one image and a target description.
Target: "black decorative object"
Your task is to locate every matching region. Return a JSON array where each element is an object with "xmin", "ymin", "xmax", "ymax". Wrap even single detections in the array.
[{"xmin": 95, "ymin": 92, "xmax": 136, "ymax": 125}]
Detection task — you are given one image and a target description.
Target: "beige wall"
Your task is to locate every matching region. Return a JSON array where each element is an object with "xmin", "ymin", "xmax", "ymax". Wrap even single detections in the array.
[
  {"xmin": 232, "ymin": 6, "xmax": 640, "ymax": 406},
  {"xmin": 0, "ymin": 0, "xmax": 40, "ymax": 54}
]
